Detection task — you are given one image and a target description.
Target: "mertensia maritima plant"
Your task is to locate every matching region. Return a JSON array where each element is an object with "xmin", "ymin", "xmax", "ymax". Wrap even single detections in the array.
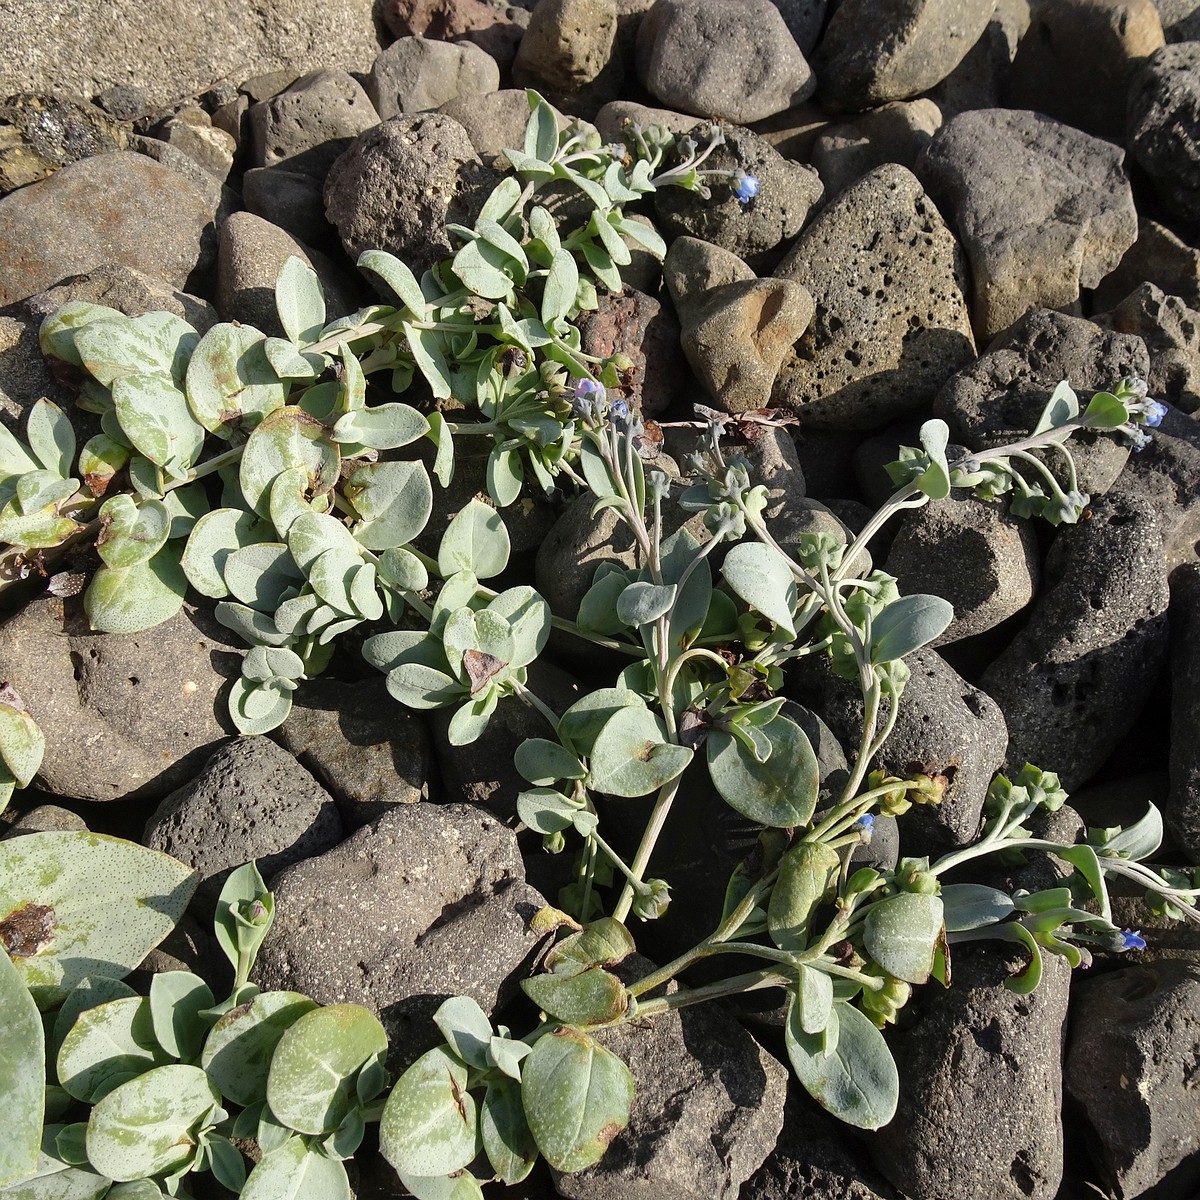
[{"xmin": 0, "ymin": 93, "xmax": 1196, "ymax": 1198}]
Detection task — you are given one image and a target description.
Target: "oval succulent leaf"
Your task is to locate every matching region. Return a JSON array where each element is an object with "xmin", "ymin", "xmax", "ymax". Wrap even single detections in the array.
[
  {"xmin": 721, "ymin": 542, "xmax": 797, "ymax": 636},
  {"xmin": 862, "ymin": 892, "xmax": 944, "ymax": 984},
  {"xmin": 0, "ymin": 831, "xmax": 198, "ymax": 1009},
  {"xmin": 266, "ymin": 1003, "xmax": 388, "ymax": 1135},
  {"xmin": 186, "ymin": 323, "xmax": 288, "ymax": 440},
  {"xmin": 96, "ymin": 495, "xmax": 171, "ymax": 569},
  {"xmin": 27, "ymin": 398, "xmax": 76, "ymax": 479},
  {"xmin": 768, "ymin": 841, "xmax": 840, "ymax": 952},
  {"xmin": 239, "ymin": 406, "xmax": 340, "ymax": 519},
  {"xmin": 379, "ymin": 1045, "xmax": 480, "ymax": 1178},
  {"xmin": 438, "ymin": 498, "xmax": 510, "ymax": 580},
  {"xmin": 57, "ymin": 996, "xmax": 163, "ymax": 1102},
  {"xmin": 706, "ymin": 715, "xmax": 819, "ymax": 829},
  {"xmin": 521, "ymin": 967, "xmax": 628, "ymax": 1026},
  {"xmin": 275, "ymin": 256, "xmax": 327, "ymax": 347},
  {"xmin": 332, "ymin": 403, "xmax": 429, "ymax": 451},
  {"xmin": 481, "ymin": 1079, "xmax": 538, "ymax": 1185},
  {"xmin": 0, "ymin": 948, "xmax": 44, "ymax": 1185},
  {"xmin": 240, "ymin": 1136, "xmax": 353, "ymax": 1200},
  {"xmin": 587, "ymin": 705, "xmax": 692, "ymax": 798},
  {"xmin": 520, "ymin": 1027, "xmax": 633, "ymax": 1173}
]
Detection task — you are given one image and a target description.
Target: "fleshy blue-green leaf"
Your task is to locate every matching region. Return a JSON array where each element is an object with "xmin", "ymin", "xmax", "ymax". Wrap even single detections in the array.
[
  {"xmin": 276, "ymin": 257, "xmax": 326, "ymax": 346},
  {"xmin": 83, "ymin": 544, "xmax": 187, "ymax": 634},
  {"xmin": 522, "ymin": 968, "xmax": 627, "ymax": 1026},
  {"xmin": 869, "ymin": 594, "xmax": 954, "ymax": 664},
  {"xmin": 482, "ymin": 1078, "xmax": 537, "ymax": 1184},
  {"xmin": 768, "ymin": 841, "xmax": 840, "ymax": 952},
  {"xmin": 0, "ymin": 949, "xmax": 43, "ymax": 1185},
  {"xmin": 358, "ymin": 249, "xmax": 426, "ymax": 316},
  {"xmin": 438, "ymin": 498, "xmax": 510, "ymax": 580},
  {"xmin": 148, "ymin": 970, "xmax": 214, "ymax": 1062},
  {"xmin": 266, "ymin": 1004, "xmax": 388, "ymax": 1135},
  {"xmin": 706, "ymin": 715, "xmax": 819, "ymax": 829},
  {"xmin": 587, "ymin": 705, "xmax": 691, "ymax": 798},
  {"xmin": 721, "ymin": 542, "xmax": 797, "ymax": 636},
  {"xmin": 0, "ymin": 703, "xmax": 45, "ymax": 790},
  {"xmin": 785, "ymin": 996, "xmax": 898, "ymax": 1130},
  {"xmin": 862, "ymin": 892, "xmax": 943, "ymax": 984},
  {"xmin": 0, "ymin": 832, "xmax": 198, "ymax": 1009},
  {"xmin": 520, "ymin": 1027, "xmax": 633, "ymax": 1172},
  {"xmin": 238, "ymin": 406, "xmax": 340, "ymax": 519},
  {"xmin": 332, "ymin": 404, "xmax": 429, "ymax": 451},
  {"xmin": 86, "ymin": 1063, "xmax": 221, "ymax": 1180},
  {"xmin": 181, "ymin": 507, "xmax": 266, "ymax": 598},
  {"xmin": 240, "ymin": 1137, "xmax": 352, "ymax": 1200},
  {"xmin": 346, "ymin": 460, "xmax": 433, "ymax": 551},
  {"xmin": 379, "ymin": 1045, "xmax": 480, "ymax": 1178},
  {"xmin": 939, "ymin": 884, "xmax": 1016, "ymax": 932},
  {"xmin": 26, "ymin": 399, "xmax": 75, "ymax": 480},
  {"xmin": 95, "ymin": 494, "xmax": 170, "ymax": 569},
  {"xmin": 111, "ymin": 373, "xmax": 204, "ymax": 474},
  {"xmin": 186, "ymin": 323, "xmax": 288, "ymax": 440},
  {"xmin": 56, "ymin": 996, "xmax": 164, "ymax": 1102}
]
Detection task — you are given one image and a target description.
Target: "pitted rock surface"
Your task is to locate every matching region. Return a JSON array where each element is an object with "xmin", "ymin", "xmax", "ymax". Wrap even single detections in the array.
[
  {"xmin": 1129, "ymin": 42, "xmax": 1200, "ymax": 224},
  {"xmin": 252, "ymin": 803, "xmax": 548, "ymax": 1069},
  {"xmin": 143, "ymin": 736, "xmax": 344, "ymax": 910},
  {"xmin": 870, "ymin": 946, "xmax": 1070, "ymax": 1200},
  {"xmin": 0, "ymin": 152, "xmax": 214, "ymax": 308},
  {"xmin": 0, "ymin": 595, "xmax": 241, "ymax": 802},
  {"xmin": 0, "ymin": 93, "xmax": 129, "ymax": 193},
  {"xmin": 811, "ymin": 99, "xmax": 942, "ymax": 200},
  {"xmin": 980, "ymin": 489, "xmax": 1170, "ymax": 791},
  {"xmin": 247, "ymin": 70, "xmax": 379, "ymax": 177},
  {"xmin": 513, "ymin": 0, "xmax": 619, "ymax": 93},
  {"xmin": 883, "ymin": 490, "xmax": 1040, "ymax": 644},
  {"xmin": 635, "ymin": 0, "xmax": 815, "ymax": 124},
  {"xmin": 917, "ymin": 108, "xmax": 1138, "ymax": 341},
  {"xmin": 933, "ymin": 309, "xmax": 1144, "ymax": 497},
  {"xmin": 653, "ymin": 125, "xmax": 822, "ymax": 271},
  {"xmin": 771, "ymin": 164, "xmax": 975, "ymax": 430},
  {"xmin": 1065, "ymin": 961, "xmax": 1200, "ymax": 1200},
  {"xmin": 815, "ymin": 0, "xmax": 997, "ymax": 112},
  {"xmin": 324, "ymin": 113, "xmax": 502, "ymax": 277},
  {"xmin": 1166, "ymin": 564, "xmax": 1200, "ymax": 862}
]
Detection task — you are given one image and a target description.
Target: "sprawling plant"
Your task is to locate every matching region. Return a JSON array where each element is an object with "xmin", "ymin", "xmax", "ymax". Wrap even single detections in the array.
[{"xmin": 1, "ymin": 94, "xmax": 1196, "ymax": 1197}]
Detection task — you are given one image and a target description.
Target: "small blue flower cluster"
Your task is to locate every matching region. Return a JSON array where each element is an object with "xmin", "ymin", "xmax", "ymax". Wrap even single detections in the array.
[
  {"xmin": 732, "ymin": 170, "xmax": 759, "ymax": 205},
  {"xmin": 1119, "ymin": 928, "xmax": 1146, "ymax": 952}
]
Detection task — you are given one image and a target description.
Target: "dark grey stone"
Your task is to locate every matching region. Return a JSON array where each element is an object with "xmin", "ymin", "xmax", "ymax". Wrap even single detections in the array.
[
  {"xmin": 1092, "ymin": 217, "xmax": 1200, "ymax": 313},
  {"xmin": 0, "ymin": 93, "xmax": 128, "ymax": 193},
  {"xmin": 553, "ymin": 957, "xmax": 788, "ymax": 1200},
  {"xmin": 0, "ymin": 595, "xmax": 242, "ymax": 802},
  {"xmin": 144, "ymin": 737, "xmax": 343, "ymax": 909},
  {"xmin": 980, "ymin": 489, "xmax": 1170, "ymax": 791},
  {"xmin": 252, "ymin": 803, "xmax": 548, "ymax": 1070},
  {"xmin": 767, "ymin": 0, "xmax": 827, "ymax": 54},
  {"xmin": 2, "ymin": 804, "xmax": 88, "ymax": 837},
  {"xmin": 636, "ymin": 0, "xmax": 815, "ymax": 124},
  {"xmin": 242, "ymin": 166, "xmax": 335, "ymax": 248},
  {"xmin": 1065, "ymin": 961, "xmax": 1200, "ymax": 1200},
  {"xmin": 917, "ymin": 108, "xmax": 1138, "ymax": 342},
  {"xmin": 653, "ymin": 124, "xmax": 822, "ymax": 272},
  {"xmin": 869, "ymin": 946, "xmax": 1070, "ymax": 1200},
  {"xmin": 815, "ymin": 0, "xmax": 996, "ymax": 112},
  {"xmin": 788, "ymin": 647, "xmax": 1008, "ymax": 858},
  {"xmin": 274, "ymin": 676, "xmax": 432, "ymax": 831},
  {"xmin": 933, "ymin": 308, "xmax": 1143, "ymax": 498},
  {"xmin": 771, "ymin": 164, "xmax": 976, "ymax": 430},
  {"xmin": 1167, "ymin": 563, "xmax": 1200, "ymax": 863},
  {"xmin": 324, "ymin": 113, "xmax": 503, "ymax": 278},
  {"xmin": 883, "ymin": 490, "xmax": 1040, "ymax": 645},
  {"xmin": 927, "ymin": 0, "xmax": 1029, "ymax": 118},
  {"xmin": 1129, "ymin": 42, "xmax": 1200, "ymax": 224}
]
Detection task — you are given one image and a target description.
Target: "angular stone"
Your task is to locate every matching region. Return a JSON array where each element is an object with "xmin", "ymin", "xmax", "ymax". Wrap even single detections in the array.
[
  {"xmin": 788, "ymin": 647, "xmax": 1007, "ymax": 857},
  {"xmin": 883, "ymin": 490, "xmax": 1040, "ymax": 645},
  {"xmin": 811, "ymin": 99, "xmax": 942, "ymax": 200},
  {"xmin": 1129, "ymin": 43, "xmax": 1200, "ymax": 224},
  {"xmin": 653, "ymin": 124, "xmax": 822, "ymax": 271},
  {"xmin": 1094, "ymin": 282, "xmax": 1200, "ymax": 415},
  {"xmin": 252, "ymin": 803, "xmax": 547, "ymax": 1068},
  {"xmin": 442, "ymin": 88, "xmax": 564, "ymax": 159},
  {"xmin": 918, "ymin": 108, "xmax": 1138, "ymax": 341},
  {"xmin": 382, "ymin": 0, "xmax": 526, "ymax": 72},
  {"xmin": 768, "ymin": 0, "xmax": 827, "ymax": 54},
  {"xmin": 980, "ymin": 489, "xmax": 1170, "ymax": 790},
  {"xmin": 933, "ymin": 308, "xmax": 1144, "ymax": 497},
  {"xmin": 0, "ymin": 152, "xmax": 213, "ymax": 308},
  {"xmin": 0, "ymin": 595, "xmax": 242, "ymax": 802},
  {"xmin": 815, "ymin": 0, "xmax": 997, "ymax": 111},
  {"xmin": 150, "ymin": 112, "xmax": 236, "ymax": 183},
  {"xmin": 247, "ymin": 70, "xmax": 379, "ymax": 177},
  {"xmin": 771, "ymin": 164, "xmax": 975, "ymax": 430},
  {"xmin": 1092, "ymin": 217, "xmax": 1200, "ymax": 313},
  {"xmin": 324, "ymin": 113, "xmax": 502, "ymax": 277},
  {"xmin": 274, "ymin": 676, "xmax": 432, "ymax": 831},
  {"xmin": 636, "ymin": 0, "xmax": 815, "ymax": 124},
  {"xmin": 870, "ymin": 947, "xmax": 1070, "ymax": 1200},
  {"xmin": 143, "ymin": 737, "xmax": 344, "ymax": 909},
  {"xmin": 1064, "ymin": 961, "xmax": 1200, "ymax": 1200},
  {"xmin": 662, "ymin": 235, "xmax": 755, "ymax": 304},
  {"xmin": 242, "ymin": 166, "xmax": 334, "ymax": 248},
  {"xmin": 1006, "ymin": 0, "xmax": 1164, "ymax": 138},
  {"xmin": 368, "ymin": 35, "xmax": 500, "ymax": 118},
  {"xmin": 928, "ymin": 0, "xmax": 1030, "ymax": 117},
  {"xmin": 553, "ymin": 960, "xmax": 788, "ymax": 1200}
]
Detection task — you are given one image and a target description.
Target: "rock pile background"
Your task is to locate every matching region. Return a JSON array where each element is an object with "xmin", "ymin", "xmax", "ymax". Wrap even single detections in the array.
[{"xmin": 2, "ymin": 1, "xmax": 1200, "ymax": 1198}]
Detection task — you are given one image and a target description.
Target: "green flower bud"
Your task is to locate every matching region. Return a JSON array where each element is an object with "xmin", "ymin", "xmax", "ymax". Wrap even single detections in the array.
[
  {"xmin": 632, "ymin": 878, "xmax": 670, "ymax": 920},
  {"xmin": 543, "ymin": 830, "xmax": 566, "ymax": 855},
  {"xmin": 859, "ymin": 965, "xmax": 911, "ymax": 1028}
]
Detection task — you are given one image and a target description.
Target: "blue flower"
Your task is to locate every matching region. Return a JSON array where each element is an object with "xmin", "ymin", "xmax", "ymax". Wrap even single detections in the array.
[
  {"xmin": 608, "ymin": 398, "xmax": 630, "ymax": 423},
  {"xmin": 1130, "ymin": 428, "xmax": 1152, "ymax": 453},
  {"xmin": 732, "ymin": 170, "xmax": 759, "ymax": 204},
  {"xmin": 573, "ymin": 377, "xmax": 605, "ymax": 403},
  {"xmin": 854, "ymin": 813, "xmax": 874, "ymax": 841},
  {"xmin": 1119, "ymin": 928, "xmax": 1146, "ymax": 952},
  {"xmin": 1144, "ymin": 399, "xmax": 1168, "ymax": 428}
]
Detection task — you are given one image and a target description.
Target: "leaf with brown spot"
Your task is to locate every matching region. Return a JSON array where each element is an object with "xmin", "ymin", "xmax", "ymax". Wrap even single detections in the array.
[
  {"xmin": 0, "ymin": 902, "xmax": 55, "ymax": 958},
  {"xmin": 463, "ymin": 648, "xmax": 506, "ymax": 696}
]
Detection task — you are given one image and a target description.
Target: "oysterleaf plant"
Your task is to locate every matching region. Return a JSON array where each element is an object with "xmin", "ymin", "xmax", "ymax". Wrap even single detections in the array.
[{"xmin": 1, "ymin": 93, "xmax": 1198, "ymax": 1195}]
